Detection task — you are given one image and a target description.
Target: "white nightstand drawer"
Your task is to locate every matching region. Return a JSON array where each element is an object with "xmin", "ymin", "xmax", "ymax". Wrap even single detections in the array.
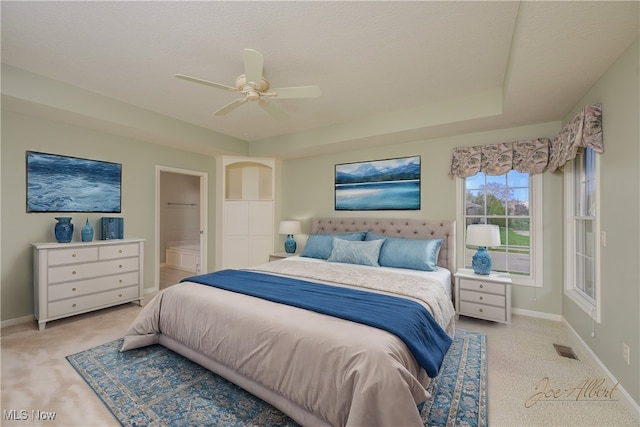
[
  {"xmin": 459, "ymin": 278, "xmax": 505, "ymax": 295},
  {"xmin": 455, "ymin": 269, "xmax": 512, "ymax": 324},
  {"xmin": 48, "ymin": 247, "xmax": 99, "ymax": 266},
  {"xmin": 459, "ymin": 289, "xmax": 505, "ymax": 307},
  {"xmin": 460, "ymin": 301, "xmax": 507, "ymax": 322},
  {"xmin": 48, "ymin": 271, "xmax": 139, "ymax": 301}
]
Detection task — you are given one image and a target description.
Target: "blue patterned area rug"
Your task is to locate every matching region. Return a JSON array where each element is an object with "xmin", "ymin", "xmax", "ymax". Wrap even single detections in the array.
[{"xmin": 66, "ymin": 329, "xmax": 486, "ymax": 427}]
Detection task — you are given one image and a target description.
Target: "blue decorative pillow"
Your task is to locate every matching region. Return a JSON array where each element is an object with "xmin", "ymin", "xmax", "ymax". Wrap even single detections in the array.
[
  {"xmin": 300, "ymin": 232, "xmax": 367, "ymax": 259},
  {"xmin": 327, "ymin": 238, "xmax": 385, "ymax": 267},
  {"xmin": 365, "ymin": 232, "xmax": 442, "ymax": 271}
]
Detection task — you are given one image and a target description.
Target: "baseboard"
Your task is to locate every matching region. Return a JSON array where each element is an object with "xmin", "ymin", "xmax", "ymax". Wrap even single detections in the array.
[
  {"xmin": 512, "ymin": 307, "xmax": 562, "ymax": 322},
  {"xmin": 1, "ymin": 314, "xmax": 34, "ymax": 329},
  {"xmin": 562, "ymin": 317, "xmax": 640, "ymax": 422}
]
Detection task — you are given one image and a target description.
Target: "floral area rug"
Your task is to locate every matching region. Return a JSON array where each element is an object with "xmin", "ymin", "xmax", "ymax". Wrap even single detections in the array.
[{"xmin": 66, "ymin": 329, "xmax": 486, "ymax": 427}]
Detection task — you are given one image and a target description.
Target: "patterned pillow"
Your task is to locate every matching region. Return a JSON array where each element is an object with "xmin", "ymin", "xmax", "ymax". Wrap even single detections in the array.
[
  {"xmin": 327, "ymin": 238, "xmax": 385, "ymax": 267},
  {"xmin": 365, "ymin": 232, "xmax": 442, "ymax": 271},
  {"xmin": 300, "ymin": 232, "xmax": 367, "ymax": 259}
]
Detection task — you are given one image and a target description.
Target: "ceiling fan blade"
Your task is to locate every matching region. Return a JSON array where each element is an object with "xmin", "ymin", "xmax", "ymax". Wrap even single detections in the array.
[
  {"xmin": 271, "ymin": 85, "xmax": 322, "ymax": 99},
  {"xmin": 258, "ymin": 99, "xmax": 288, "ymax": 120},
  {"xmin": 214, "ymin": 98, "xmax": 248, "ymax": 115},
  {"xmin": 175, "ymin": 74, "xmax": 238, "ymax": 93},
  {"xmin": 243, "ymin": 48, "xmax": 264, "ymax": 89}
]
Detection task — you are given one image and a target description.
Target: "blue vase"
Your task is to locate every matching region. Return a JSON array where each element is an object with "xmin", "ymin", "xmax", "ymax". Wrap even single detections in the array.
[
  {"xmin": 284, "ymin": 235, "xmax": 297, "ymax": 254},
  {"xmin": 471, "ymin": 246, "xmax": 492, "ymax": 275},
  {"xmin": 54, "ymin": 217, "xmax": 74, "ymax": 243},
  {"xmin": 81, "ymin": 218, "xmax": 94, "ymax": 242}
]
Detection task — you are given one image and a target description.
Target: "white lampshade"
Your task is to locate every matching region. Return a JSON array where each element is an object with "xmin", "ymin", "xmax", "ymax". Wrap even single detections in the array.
[
  {"xmin": 278, "ymin": 220, "xmax": 301, "ymax": 235},
  {"xmin": 466, "ymin": 224, "xmax": 501, "ymax": 247}
]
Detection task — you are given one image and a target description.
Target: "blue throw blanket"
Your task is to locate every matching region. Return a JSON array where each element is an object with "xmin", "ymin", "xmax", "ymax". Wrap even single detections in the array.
[{"xmin": 182, "ymin": 269, "xmax": 452, "ymax": 377}]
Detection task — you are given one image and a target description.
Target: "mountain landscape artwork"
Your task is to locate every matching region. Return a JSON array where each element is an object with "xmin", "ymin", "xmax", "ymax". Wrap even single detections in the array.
[{"xmin": 335, "ymin": 156, "xmax": 420, "ymax": 210}]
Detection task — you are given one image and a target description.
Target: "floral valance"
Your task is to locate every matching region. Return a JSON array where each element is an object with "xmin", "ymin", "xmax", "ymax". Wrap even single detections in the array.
[
  {"xmin": 548, "ymin": 103, "xmax": 603, "ymax": 172},
  {"xmin": 449, "ymin": 138, "xmax": 551, "ymax": 178},
  {"xmin": 449, "ymin": 103, "xmax": 603, "ymax": 178}
]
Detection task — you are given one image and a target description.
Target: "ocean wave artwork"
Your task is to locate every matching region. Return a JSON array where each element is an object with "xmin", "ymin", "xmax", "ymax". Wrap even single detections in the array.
[
  {"xmin": 27, "ymin": 151, "xmax": 122, "ymax": 213},
  {"xmin": 335, "ymin": 156, "xmax": 420, "ymax": 210}
]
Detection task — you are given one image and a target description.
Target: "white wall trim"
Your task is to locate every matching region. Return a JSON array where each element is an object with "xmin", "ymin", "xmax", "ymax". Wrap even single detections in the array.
[
  {"xmin": 0, "ymin": 314, "xmax": 34, "ymax": 328},
  {"xmin": 512, "ymin": 308, "xmax": 562, "ymax": 322},
  {"xmin": 562, "ymin": 317, "xmax": 640, "ymax": 422}
]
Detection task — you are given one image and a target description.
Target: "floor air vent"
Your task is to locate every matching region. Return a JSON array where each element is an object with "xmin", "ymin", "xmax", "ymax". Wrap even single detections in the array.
[{"xmin": 553, "ymin": 344, "xmax": 579, "ymax": 360}]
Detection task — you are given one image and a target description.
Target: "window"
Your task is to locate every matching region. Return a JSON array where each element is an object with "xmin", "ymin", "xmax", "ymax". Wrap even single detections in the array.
[
  {"xmin": 457, "ymin": 170, "xmax": 543, "ymax": 286},
  {"xmin": 564, "ymin": 147, "xmax": 600, "ymax": 321}
]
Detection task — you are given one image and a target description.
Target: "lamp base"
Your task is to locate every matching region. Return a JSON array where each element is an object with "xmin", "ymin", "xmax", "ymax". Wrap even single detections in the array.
[
  {"xmin": 471, "ymin": 246, "xmax": 492, "ymax": 275},
  {"xmin": 284, "ymin": 235, "xmax": 296, "ymax": 254}
]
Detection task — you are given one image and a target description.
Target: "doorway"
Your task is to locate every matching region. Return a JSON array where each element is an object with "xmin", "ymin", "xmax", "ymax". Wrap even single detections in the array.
[{"xmin": 156, "ymin": 166, "xmax": 208, "ymax": 291}]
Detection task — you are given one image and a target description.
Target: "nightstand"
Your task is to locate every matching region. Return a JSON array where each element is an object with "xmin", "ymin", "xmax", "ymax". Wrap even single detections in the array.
[
  {"xmin": 269, "ymin": 252, "xmax": 298, "ymax": 261},
  {"xmin": 455, "ymin": 268, "xmax": 512, "ymax": 323}
]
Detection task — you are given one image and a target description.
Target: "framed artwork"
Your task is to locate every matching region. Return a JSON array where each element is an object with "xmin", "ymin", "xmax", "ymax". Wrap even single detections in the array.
[
  {"xmin": 335, "ymin": 155, "xmax": 421, "ymax": 210},
  {"xmin": 26, "ymin": 151, "xmax": 122, "ymax": 213}
]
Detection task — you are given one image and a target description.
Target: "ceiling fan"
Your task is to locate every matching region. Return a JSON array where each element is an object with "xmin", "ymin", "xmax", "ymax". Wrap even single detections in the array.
[{"xmin": 175, "ymin": 48, "xmax": 321, "ymax": 120}]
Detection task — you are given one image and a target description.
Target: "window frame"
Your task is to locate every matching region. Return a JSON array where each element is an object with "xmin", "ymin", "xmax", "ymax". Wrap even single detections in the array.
[
  {"xmin": 456, "ymin": 172, "xmax": 543, "ymax": 287},
  {"xmin": 563, "ymin": 148, "xmax": 601, "ymax": 322}
]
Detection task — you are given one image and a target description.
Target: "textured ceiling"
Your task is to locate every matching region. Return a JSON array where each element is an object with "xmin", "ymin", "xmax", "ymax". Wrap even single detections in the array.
[{"xmin": 1, "ymin": 1, "xmax": 638, "ymax": 156}]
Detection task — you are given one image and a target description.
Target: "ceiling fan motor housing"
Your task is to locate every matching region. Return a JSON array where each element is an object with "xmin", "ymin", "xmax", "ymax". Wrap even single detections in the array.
[{"xmin": 236, "ymin": 74, "xmax": 270, "ymax": 101}]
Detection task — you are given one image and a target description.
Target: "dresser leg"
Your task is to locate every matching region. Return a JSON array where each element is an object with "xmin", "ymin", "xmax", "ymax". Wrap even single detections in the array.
[{"xmin": 38, "ymin": 321, "xmax": 46, "ymax": 331}]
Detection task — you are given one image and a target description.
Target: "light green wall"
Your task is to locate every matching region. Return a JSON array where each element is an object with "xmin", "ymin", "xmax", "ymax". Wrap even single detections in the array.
[
  {"xmin": 0, "ymin": 110, "xmax": 219, "ymax": 321},
  {"xmin": 280, "ymin": 121, "xmax": 565, "ymax": 316},
  {"xmin": 562, "ymin": 38, "xmax": 640, "ymax": 406}
]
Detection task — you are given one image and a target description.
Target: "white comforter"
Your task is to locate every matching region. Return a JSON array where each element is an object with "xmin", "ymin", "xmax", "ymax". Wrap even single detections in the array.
[{"xmin": 122, "ymin": 259, "xmax": 455, "ymax": 427}]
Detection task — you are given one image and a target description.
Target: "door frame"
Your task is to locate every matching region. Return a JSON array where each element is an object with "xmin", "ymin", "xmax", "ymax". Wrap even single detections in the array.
[{"xmin": 155, "ymin": 165, "xmax": 208, "ymax": 291}]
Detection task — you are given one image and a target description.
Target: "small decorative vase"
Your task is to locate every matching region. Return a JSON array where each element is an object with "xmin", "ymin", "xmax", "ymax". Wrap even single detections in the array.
[
  {"xmin": 81, "ymin": 218, "xmax": 94, "ymax": 242},
  {"xmin": 54, "ymin": 217, "xmax": 74, "ymax": 243},
  {"xmin": 284, "ymin": 234, "xmax": 297, "ymax": 254},
  {"xmin": 471, "ymin": 246, "xmax": 492, "ymax": 275}
]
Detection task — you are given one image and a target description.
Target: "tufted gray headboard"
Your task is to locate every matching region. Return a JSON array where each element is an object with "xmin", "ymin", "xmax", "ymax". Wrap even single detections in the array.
[{"xmin": 311, "ymin": 217, "xmax": 456, "ymax": 285}]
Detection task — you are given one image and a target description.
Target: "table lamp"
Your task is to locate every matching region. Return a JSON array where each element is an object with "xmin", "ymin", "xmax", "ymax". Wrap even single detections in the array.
[
  {"xmin": 466, "ymin": 224, "xmax": 501, "ymax": 275},
  {"xmin": 278, "ymin": 220, "xmax": 301, "ymax": 254}
]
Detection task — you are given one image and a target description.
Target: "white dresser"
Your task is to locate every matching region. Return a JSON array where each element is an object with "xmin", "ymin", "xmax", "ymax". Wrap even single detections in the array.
[
  {"xmin": 455, "ymin": 268, "xmax": 512, "ymax": 323},
  {"xmin": 32, "ymin": 238, "xmax": 145, "ymax": 330}
]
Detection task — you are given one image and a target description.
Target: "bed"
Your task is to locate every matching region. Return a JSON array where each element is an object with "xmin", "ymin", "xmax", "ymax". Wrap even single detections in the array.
[
  {"xmin": 165, "ymin": 239, "xmax": 200, "ymax": 273},
  {"xmin": 123, "ymin": 218, "xmax": 456, "ymax": 426}
]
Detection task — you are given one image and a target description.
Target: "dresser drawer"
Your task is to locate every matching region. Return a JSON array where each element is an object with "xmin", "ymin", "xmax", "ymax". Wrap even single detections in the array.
[
  {"xmin": 459, "ymin": 289, "xmax": 505, "ymax": 307},
  {"xmin": 47, "ymin": 258, "xmax": 139, "ymax": 284},
  {"xmin": 48, "ymin": 271, "xmax": 139, "ymax": 301},
  {"xmin": 460, "ymin": 301, "xmax": 507, "ymax": 322},
  {"xmin": 459, "ymin": 278, "xmax": 505, "ymax": 295},
  {"xmin": 48, "ymin": 247, "xmax": 99, "ymax": 266},
  {"xmin": 100, "ymin": 243, "xmax": 140, "ymax": 260},
  {"xmin": 48, "ymin": 285, "xmax": 140, "ymax": 318}
]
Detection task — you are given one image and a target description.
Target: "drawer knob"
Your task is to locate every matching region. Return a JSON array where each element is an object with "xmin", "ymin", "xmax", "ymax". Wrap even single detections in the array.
[
  {"xmin": 119, "ymin": 279, "xmax": 123, "ymax": 284},
  {"xmin": 119, "ymin": 250, "xmax": 123, "ymax": 254},
  {"xmin": 119, "ymin": 294, "xmax": 123, "ymax": 298},
  {"xmin": 119, "ymin": 264, "xmax": 123, "ymax": 268},
  {"xmin": 479, "ymin": 296, "xmax": 483, "ymax": 300},
  {"xmin": 479, "ymin": 308, "xmax": 484, "ymax": 313},
  {"xmin": 72, "ymin": 303, "xmax": 77, "ymax": 308},
  {"xmin": 72, "ymin": 271, "xmax": 77, "ymax": 275},
  {"xmin": 72, "ymin": 287, "xmax": 77, "ymax": 292},
  {"xmin": 72, "ymin": 253, "xmax": 76, "ymax": 258}
]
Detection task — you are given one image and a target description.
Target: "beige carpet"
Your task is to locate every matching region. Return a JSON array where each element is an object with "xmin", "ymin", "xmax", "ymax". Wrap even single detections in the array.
[{"xmin": 1, "ymin": 300, "xmax": 638, "ymax": 426}]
